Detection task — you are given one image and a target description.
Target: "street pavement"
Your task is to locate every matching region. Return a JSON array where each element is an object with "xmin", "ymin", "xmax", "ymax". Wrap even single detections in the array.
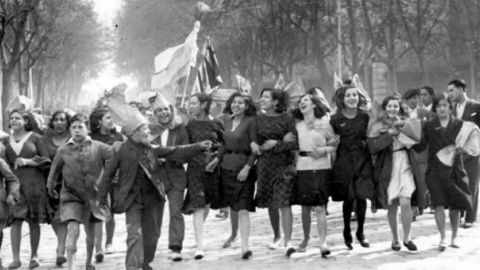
[{"xmin": 1, "ymin": 201, "xmax": 480, "ymax": 270}]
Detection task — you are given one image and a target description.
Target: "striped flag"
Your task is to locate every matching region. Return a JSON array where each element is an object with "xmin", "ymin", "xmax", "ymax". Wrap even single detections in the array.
[{"xmin": 204, "ymin": 39, "xmax": 223, "ymax": 89}]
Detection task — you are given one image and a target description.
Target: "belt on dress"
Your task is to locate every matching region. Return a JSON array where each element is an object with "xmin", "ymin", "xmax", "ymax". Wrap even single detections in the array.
[
  {"xmin": 298, "ymin": 151, "xmax": 312, "ymax": 157},
  {"xmin": 393, "ymin": 147, "xmax": 407, "ymax": 152},
  {"xmin": 226, "ymin": 150, "xmax": 250, "ymax": 155}
]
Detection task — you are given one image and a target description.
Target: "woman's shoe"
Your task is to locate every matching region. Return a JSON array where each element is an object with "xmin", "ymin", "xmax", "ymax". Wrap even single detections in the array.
[
  {"xmin": 391, "ymin": 241, "xmax": 401, "ymax": 251},
  {"xmin": 194, "ymin": 250, "xmax": 204, "ymax": 260},
  {"xmin": 403, "ymin": 240, "xmax": 418, "ymax": 252},
  {"xmin": 56, "ymin": 256, "xmax": 67, "ymax": 266},
  {"xmin": 268, "ymin": 238, "xmax": 281, "ymax": 250},
  {"xmin": 285, "ymin": 244, "xmax": 296, "ymax": 257},
  {"xmin": 356, "ymin": 232, "xmax": 370, "ymax": 248},
  {"xmin": 450, "ymin": 239, "xmax": 460, "ymax": 249},
  {"xmin": 222, "ymin": 236, "xmax": 237, "ymax": 248},
  {"xmin": 439, "ymin": 239, "xmax": 447, "ymax": 252},
  {"xmin": 8, "ymin": 261, "xmax": 21, "ymax": 269},
  {"xmin": 320, "ymin": 247, "xmax": 331, "ymax": 258},
  {"xmin": 297, "ymin": 240, "xmax": 308, "ymax": 253},
  {"xmin": 241, "ymin": 250, "xmax": 253, "ymax": 260},
  {"xmin": 343, "ymin": 230, "xmax": 353, "ymax": 250},
  {"xmin": 28, "ymin": 258, "xmax": 39, "ymax": 269},
  {"xmin": 95, "ymin": 251, "xmax": 104, "ymax": 263}
]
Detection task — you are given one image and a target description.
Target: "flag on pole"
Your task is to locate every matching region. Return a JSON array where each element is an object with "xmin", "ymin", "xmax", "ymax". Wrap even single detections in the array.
[
  {"xmin": 204, "ymin": 39, "xmax": 223, "ymax": 89},
  {"xmin": 236, "ymin": 74, "xmax": 251, "ymax": 94},
  {"xmin": 274, "ymin": 73, "xmax": 286, "ymax": 89},
  {"xmin": 151, "ymin": 21, "xmax": 200, "ymax": 92}
]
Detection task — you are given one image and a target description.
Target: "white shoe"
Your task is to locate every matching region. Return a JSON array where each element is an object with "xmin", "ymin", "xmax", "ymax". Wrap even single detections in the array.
[
  {"xmin": 105, "ymin": 244, "xmax": 114, "ymax": 254},
  {"xmin": 171, "ymin": 251, "xmax": 182, "ymax": 262},
  {"xmin": 268, "ymin": 238, "xmax": 281, "ymax": 250}
]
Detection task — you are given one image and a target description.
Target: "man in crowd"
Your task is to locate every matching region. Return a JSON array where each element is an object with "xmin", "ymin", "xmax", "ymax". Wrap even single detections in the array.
[
  {"xmin": 448, "ymin": 79, "xmax": 480, "ymax": 229},
  {"xmin": 420, "ymin": 86, "xmax": 435, "ymax": 112}
]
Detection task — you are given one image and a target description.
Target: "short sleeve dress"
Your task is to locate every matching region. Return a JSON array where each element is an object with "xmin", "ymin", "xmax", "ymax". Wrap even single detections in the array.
[
  {"xmin": 182, "ymin": 117, "xmax": 224, "ymax": 214},
  {"xmin": 5, "ymin": 132, "xmax": 52, "ymax": 223},
  {"xmin": 255, "ymin": 113, "xmax": 298, "ymax": 209},
  {"xmin": 329, "ymin": 110, "xmax": 374, "ymax": 202}
]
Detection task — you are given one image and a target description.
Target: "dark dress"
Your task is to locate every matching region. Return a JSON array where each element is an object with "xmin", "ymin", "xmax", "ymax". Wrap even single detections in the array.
[
  {"xmin": 5, "ymin": 132, "xmax": 52, "ymax": 223},
  {"xmin": 329, "ymin": 110, "xmax": 374, "ymax": 202},
  {"xmin": 218, "ymin": 116, "xmax": 257, "ymax": 212},
  {"xmin": 413, "ymin": 116, "xmax": 471, "ymax": 209},
  {"xmin": 255, "ymin": 114, "xmax": 298, "ymax": 209},
  {"xmin": 182, "ymin": 117, "xmax": 224, "ymax": 214},
  {"xmin": 42, "ymin": 134, "xmax": 70, "ymax": 222}
]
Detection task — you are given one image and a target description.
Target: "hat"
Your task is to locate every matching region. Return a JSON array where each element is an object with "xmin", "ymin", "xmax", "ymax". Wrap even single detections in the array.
[
  {"xmin": 104, "ymin": 83, "xmax": 149, "ymax": 136},
  {"xmin": 403, "ymin": 88, "xmax": 420, "ymax": 100}
]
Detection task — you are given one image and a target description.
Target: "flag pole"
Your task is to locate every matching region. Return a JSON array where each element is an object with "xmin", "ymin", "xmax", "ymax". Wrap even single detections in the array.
[{"xmin": 180, "ymin": 66, "xmax": 192, "ymax": 108}]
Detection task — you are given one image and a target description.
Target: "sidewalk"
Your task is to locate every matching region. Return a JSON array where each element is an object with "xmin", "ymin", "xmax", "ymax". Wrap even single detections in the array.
[{"xmin": 1, "ymin": 201, "xmax": 479, "ymax": 269}]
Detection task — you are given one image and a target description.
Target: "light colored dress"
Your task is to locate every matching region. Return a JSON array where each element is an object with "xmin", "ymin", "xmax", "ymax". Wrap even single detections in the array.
[{"xmin": 387, "ymin": 139, "xmax": 416, "ymax": 204}]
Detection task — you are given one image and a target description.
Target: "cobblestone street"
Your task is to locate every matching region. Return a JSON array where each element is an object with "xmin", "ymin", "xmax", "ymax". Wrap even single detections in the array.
[{"xmin": 1, "ymin": 201, "xmax": 479, "ymax": 269}]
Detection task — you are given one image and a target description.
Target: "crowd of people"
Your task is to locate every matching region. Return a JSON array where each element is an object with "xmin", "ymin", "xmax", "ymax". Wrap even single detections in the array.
[{"xmin": 0, "ymin": 78, "xmax": 479, "ymax": 270}]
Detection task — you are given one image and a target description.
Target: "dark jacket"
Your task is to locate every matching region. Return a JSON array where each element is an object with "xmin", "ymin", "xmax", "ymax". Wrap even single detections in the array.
[
  {"xmin": 150, "ymin": 119, "xmax": 190, "ymax": 190},
  {"xmin": 368, "ymin": 132, "xmax": 426, "ymax": 209},
  {"xmin": 98, "ymin": 138, "xmax": 202, "ymax": 213}
]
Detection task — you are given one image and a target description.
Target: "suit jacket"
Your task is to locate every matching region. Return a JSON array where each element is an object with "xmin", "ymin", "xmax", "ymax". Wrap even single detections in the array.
[
  {"xmin": 151, "ymin": 123, "xmax": 190, "ymax": 190},
  {"xmin": 453, "ymin": 99, "xmax": 480, "ymax": 128}
]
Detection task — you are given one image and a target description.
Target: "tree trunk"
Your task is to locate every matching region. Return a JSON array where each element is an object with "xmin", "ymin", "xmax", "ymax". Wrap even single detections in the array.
[
  {"xmin": 387, "ymin": 62, "xmax": 398, "ymax": 93},
  {"xmin": 2, "ymin": 69, "xmax": 15, "ymax": 129}
]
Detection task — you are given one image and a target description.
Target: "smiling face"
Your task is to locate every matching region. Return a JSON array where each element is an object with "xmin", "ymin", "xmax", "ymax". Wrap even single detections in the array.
[
  {"xmin": 298, "ymin": 95, "xmax": 316, "ymax": 114},
  {"xmin": 155, "ymin": 105, "xmax": 172, "ymax": 125},
  {"xmin": 231, "ymin": 96, "xmax": 247, "ymax": 116},
  {"xmin": 436, "ymin": 99, "xmax": 451, "ymax": 118},
  {"xmin": 99, "ymin": 112, "xmax": 114, "ymax": 130},
  {"xmin": 9, "ymin": 112, "xmax": 26, "ymax": 131},
  {"xmin": 53, "ymin": 113, "xmax": 68, "ymax": 134},
  {"xmin": 70, "ymin": 120, "xmax": 88, "ymax": 142},
  {"xmin": 260, "ymin": 90, "xmax": 277, "ymax": 111},
  {"xmin": 385, "ymin": 99, "xmax": 401, "ymax": 118},
  {"xmin": 343, "ymin": 88, "xmax": 359, "ymax": 109}
]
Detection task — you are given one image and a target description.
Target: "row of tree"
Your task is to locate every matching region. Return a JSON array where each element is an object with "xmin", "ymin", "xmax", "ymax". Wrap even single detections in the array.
[
  {"xmin": 115, "ymin": 0, "xmax": 480, "ymax": 100},
  {"xmin": 0, "ymin": 0, "xmax": 107, "ymax": 128}
]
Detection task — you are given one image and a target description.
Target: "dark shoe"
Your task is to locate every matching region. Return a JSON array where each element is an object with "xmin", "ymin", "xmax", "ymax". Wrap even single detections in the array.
[
  {"xmin": 215, "ymin": 210, "xmax": 228, "ymax": 219},
  {"xmin": 241, "ymin": 250, "xmax": 253, "ymax": 260},
  {"xmin": 351, "ymin": 213, "xmax": 357, "ymax": 221},
  {"xmin": 86, "ymin": 265, "xmax": 96, "ymax": 270},
  {"xmin": 56, "ymin": 256, "xmax": 67, "ymax": 266},
  {"xmin": 171, "ymin": 251, "xmax": 182, "ymax": 262},
  {"xmin": 320, "ymin": 247, "xmax": 331, "ymax": 258},
  {"xmin": 343, "ymin": 230, "xmax": 353, "ymax": 250},
  {"xmin": 297, "ymin": 240, "xmax": 308, "ymax": 253},
  {"xmin": 391, "ymin": 241, "xmax": 401, "ymax": 251},
  {"xmin": 95, "ymin": 252, "xmax": 104, "ymax": 263},
  {"xmin": 356, "ymin": 233, "xmax": 370, "ymax": 248},
  {"xmin": 439, "ymin": 240, "xmax": 447, "ymax": 252},
  {"xmin": 463, "ymin": 222, "xmax": 473, "ymax": 229},
  {"xmin": 285, "ymin": 244, "xmax": 296, "ymax": 257},
  {"xmin": 403, "ymin": 241, "xmax": 418, "ymax": 252},
  {"xmin": 194, "ymin": 250, "xmax": 204, "ymax": 260}
]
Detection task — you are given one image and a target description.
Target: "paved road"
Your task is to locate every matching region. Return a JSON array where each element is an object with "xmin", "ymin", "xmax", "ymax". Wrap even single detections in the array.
[{"xmin": 1, "ymin": 201, "xmax": 479, "ymax": 269}]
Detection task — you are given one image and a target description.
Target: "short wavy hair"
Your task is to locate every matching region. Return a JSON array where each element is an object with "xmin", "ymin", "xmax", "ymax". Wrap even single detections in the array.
[
  {"xmin": 9, "ymin": 110, "xmax": 37, "ymax": 132},
  {"xmin": 222, "ymin": 92, "xmax": 257, "ymax": 116},
  {"xmin": 260, "ymin": 88, "xmax": 289, "ymax": 113},
  {"xmin": 191, "ymin": 92, "xmax": 212, "ymax": 114},
  {"xmin": 48, "ymin": 110, "xmax": 72, "ymax": 130},
  {"xmin": 292, "ymin": 94, "xmax": 328, "ymax": 120},
  {"xmin": 334, "ymin": 86, "xmax": 367, "ymax": 111},
  {"xmin": 89, "ymin": 107, "xmax": 110, "ymax": 133}
]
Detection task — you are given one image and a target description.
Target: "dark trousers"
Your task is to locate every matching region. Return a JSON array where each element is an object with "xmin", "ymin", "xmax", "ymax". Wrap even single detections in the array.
[
  {"xmin": 465, "ymin": 156, "xmax": 480, "ymax": 223},
  {"xmin": 163, "ymin": 179, "xmax": 185, "ymax": 252},
  {"xmin": 125, "ymin": 191, "xmax": 164, "ymax": 270}
]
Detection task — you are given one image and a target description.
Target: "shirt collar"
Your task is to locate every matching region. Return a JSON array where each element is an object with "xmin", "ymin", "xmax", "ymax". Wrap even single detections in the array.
[
  {"xmin": 408, "ymin": 106, "xmax": 417, "ymax": 113},
  {"xmin": 458, "ymin": 98, "xmax": 468, "ymax": 106},
  {"xmin": 66, "ymin": 135, "xmax": 93, "ymax": 146},
  {"xmin": 424, "ymin": 104, "xmax": 432, "ymax": 111}
]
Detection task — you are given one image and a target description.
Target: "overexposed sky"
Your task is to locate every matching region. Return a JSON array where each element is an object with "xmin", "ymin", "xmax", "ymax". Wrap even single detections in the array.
[{"xmin": 79, "ymin": 0, "xmax": 139, "ymax": 106}]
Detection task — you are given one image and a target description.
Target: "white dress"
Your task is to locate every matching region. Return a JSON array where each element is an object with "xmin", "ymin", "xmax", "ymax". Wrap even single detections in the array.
[{"xmin": 387, "ymin": 139, "xmax": 416, "ymax": 204}]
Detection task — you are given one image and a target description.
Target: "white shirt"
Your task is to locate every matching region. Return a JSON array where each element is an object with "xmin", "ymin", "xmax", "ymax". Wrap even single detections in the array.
[
  {"xmin": 161, "ymin": 129, "xmax": 169, "ymax": 146},
  {"xmin": 296, "ymin": 117, "xmax": 335, "ymax": 171},
  {"xmin": 408, "ymin": 107, "xmax": 418, "ymax": 119},
  {"xmin": 456, "ymin": 99, "xmax": 468, "ymax": 119},
  {"xmin": 424, "ymin": 103, "xmax": 432, "ymax": 112}
]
